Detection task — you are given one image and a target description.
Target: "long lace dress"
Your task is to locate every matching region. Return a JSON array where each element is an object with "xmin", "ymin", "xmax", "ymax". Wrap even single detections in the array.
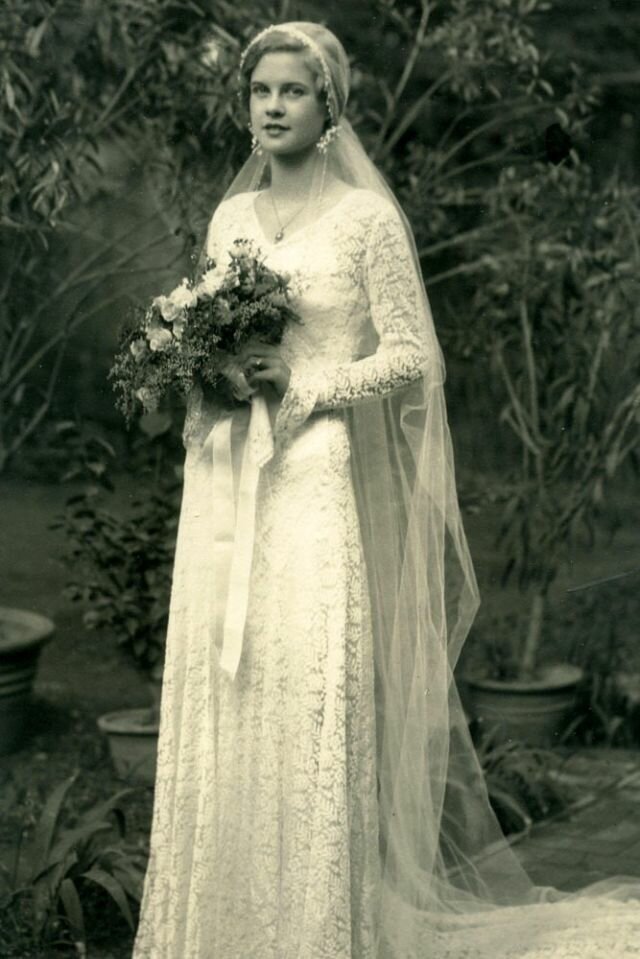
[
  {"xmin": 133, "ymin": 187, "xmax": 428, "ymax": 959},
  {"xmin": 133, "ymin": 188, "xmax": 640, "ymax": 959}
]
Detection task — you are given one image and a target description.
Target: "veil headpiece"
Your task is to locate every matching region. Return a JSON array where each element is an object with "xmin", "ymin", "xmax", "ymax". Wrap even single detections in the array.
[{"xmin": 199, "ymin": 20, "xmax": 626, "ymax": 958}]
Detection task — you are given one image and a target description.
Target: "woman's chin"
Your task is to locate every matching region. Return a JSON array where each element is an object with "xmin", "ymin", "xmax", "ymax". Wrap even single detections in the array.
[{"xmin": 263, "ymin": 141, "xmax": 319, "ymax": 162}]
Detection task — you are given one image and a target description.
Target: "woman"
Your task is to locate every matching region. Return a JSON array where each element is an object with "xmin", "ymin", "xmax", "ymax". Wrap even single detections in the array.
[{"xmin": 133, "ymin": 22, "xmax": 639, "ymax": 959}]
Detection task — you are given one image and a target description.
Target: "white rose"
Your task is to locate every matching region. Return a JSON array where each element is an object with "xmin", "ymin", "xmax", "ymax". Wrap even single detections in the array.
[
  {"xmin": 169, "ymin": 279, "xmax": 197, "ymax": 311},
  {"xmin": 172, "ymin": 313, "xmax": 186, "ymax": 341},
  {"xmin": 129, "ymin": 338, "xmax": 147, "ymax": 361},
  {"xmin": 148, "ymin": 325, "xmax": 174, "ymax": 352},
  {"xmin": 152, "ymin": 294, "xmax": 181, "ymax": 324},
  {"xmin": 198, "ymin": 263, "xmax": 228, "ymax": 297},
  {"xmin": 152, "ymin": 280, "xmax": 196, "ymax": 323},
  {"xmin": 135, "ymin": 387, "xmax": 159, "ymax": 411}
]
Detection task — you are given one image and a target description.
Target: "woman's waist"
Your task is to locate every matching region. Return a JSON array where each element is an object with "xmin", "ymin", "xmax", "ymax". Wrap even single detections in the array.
[
  {"xmin": 184, "ymin": 392, "xmax": 350, "ymax": 470},
  {"xmin": 276, "ymin": 408, "xmax": 350, "ymax": 466}
]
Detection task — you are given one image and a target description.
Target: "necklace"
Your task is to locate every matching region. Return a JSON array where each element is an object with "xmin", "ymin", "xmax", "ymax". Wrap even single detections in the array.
[{"xmin": 269, "ymin": 190, "xmax": 309, "ymax": 243}]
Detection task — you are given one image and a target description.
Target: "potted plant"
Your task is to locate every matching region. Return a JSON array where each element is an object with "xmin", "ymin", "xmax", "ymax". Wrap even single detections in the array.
[
  {"xmin": 56, "ymin": 416, "xmax": 181, "ymax": 782},
  {"xmin": 461, "ymin": 163, "xmax": 640, "ymax": 744},
  {"xmin": 0, "ymin": 607, "xmax": 54, "ymax": 754}
]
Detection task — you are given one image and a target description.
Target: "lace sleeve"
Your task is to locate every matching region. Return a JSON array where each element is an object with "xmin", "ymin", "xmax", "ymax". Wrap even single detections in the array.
[{"xmin": 275, "ymin": 204, "xmax": 431, "ymax": 442}]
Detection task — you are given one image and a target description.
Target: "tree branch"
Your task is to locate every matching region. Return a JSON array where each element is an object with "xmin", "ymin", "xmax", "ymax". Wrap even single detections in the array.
[{"xmin": 371, "ymin": 0, "xmax": 433, "ymax": 159}]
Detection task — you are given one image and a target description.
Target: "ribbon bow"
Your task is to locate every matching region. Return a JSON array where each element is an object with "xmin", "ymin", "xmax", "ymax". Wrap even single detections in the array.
[{"xmin": 203, "ymin": 390, "xmax": 274, "ymax": 680}]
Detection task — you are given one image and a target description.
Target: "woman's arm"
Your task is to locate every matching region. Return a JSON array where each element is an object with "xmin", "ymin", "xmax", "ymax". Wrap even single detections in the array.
[{"xmin": 274, "ymin": 204, "xmax": 433, "ymax": 442}]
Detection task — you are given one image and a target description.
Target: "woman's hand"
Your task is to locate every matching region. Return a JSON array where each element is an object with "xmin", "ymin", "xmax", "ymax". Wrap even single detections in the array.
[{"xmin": 238, "ymin": 340, "xmax": 291, "ymax": 398}]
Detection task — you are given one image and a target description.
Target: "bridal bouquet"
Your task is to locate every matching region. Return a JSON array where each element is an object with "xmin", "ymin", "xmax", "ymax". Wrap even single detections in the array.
[{"xmin": 110, "ymin": 240, "xmax": 300, "ymax": 423}]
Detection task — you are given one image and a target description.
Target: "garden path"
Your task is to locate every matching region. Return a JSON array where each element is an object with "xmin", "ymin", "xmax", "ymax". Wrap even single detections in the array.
[{"xmin": 489, "ymin": 750, "xmax": 640, "ymax": 890}]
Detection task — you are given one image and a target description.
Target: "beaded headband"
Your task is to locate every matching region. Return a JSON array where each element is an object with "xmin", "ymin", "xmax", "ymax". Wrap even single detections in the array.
[{"xmin": 239, "ymin": 24, "xmax": 339, "ymax": 126}]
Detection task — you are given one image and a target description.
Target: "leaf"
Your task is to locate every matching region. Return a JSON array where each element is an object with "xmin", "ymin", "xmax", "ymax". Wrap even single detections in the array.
[
  {"xmin": 26, "ymin": 20, "xmax": 49, "ymax": 58},
  {"xmin": 82, "ymin": 867, "xmax": 135, "ymax": 929},
  {"xmin": 487, "ymin": 783, "xmax": 532, "ymax": 832},
  {"xmin": 4, "ymin": 76, "xmax": 16, "ymax": 111},
  {"xmin": 58, "ymin": 877, "xmax": 86, "ymax": 947},
  {"xmin": 605, "ymin": 450, "xmax": 618, "ymax": 478},
  {"xmin": 43, "ymin": 821, "xmax": 112, "ymax": 876},
  {"xmin": 109, "ymin": 858, "xmax": 145, "ymax": 901},
  {"xmin": 79, "ymin": 789, "xmax": 136, "ymax": 829},
  {"xmin": 25, "ymin": 774, "xmax": 77, "ymax": 881},
  {"xmin": 54, "ymin": 420, "xmax": 77, "ymax": 434}
]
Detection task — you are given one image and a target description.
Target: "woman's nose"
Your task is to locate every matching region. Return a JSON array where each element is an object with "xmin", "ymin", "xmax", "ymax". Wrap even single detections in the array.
[{"xmin": 265, "ymin": 96, "xmax": 284, "ymax": 116}]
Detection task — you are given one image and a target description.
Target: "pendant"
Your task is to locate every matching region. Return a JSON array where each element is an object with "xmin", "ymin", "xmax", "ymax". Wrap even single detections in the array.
[{"xmin": 274, "ymin": 230, "xmax": 284, "ymax": 243}]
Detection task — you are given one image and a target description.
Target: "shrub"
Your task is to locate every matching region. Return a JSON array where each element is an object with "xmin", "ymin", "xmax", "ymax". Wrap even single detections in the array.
[{"xmin": 54, "ymin": 416, "xmax": 182, "ymax": 685}]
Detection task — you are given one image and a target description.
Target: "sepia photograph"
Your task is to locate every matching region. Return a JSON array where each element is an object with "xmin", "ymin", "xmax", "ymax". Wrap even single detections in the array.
[{"xmin": 1, "ymin": 1, "xmax": 639, "ymax": 956}]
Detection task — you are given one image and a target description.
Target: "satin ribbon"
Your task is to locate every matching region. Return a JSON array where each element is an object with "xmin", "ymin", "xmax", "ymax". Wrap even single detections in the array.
[{"xmin": 204, "ymin": 393, "xmax": 274, "ymax": 680}]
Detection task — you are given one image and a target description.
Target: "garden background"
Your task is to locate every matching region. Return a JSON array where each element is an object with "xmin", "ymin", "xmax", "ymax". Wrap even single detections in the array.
[{"xmin": 1, "ymin": 1, "xmax": 639, "ymax": 956}]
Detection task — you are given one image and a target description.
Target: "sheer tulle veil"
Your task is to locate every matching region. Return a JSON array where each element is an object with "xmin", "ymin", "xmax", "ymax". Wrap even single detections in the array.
[{"xmin": 202, "ymin": 20, "xmax": 640, "ymax": 959}]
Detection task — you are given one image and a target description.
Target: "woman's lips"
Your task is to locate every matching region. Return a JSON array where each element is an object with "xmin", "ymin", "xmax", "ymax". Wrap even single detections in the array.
[{"xmin": 264, "ymin": 125, "xmax": 289, "ymax": 135}]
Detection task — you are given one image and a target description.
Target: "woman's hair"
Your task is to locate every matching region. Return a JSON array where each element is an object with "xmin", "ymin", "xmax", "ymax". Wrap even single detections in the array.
[{"xmin": 238, "ymin": 31, "xmax": 330, "ymax": 122}]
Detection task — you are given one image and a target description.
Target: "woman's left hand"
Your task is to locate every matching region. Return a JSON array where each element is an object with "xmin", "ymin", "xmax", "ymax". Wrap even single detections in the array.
[{"xmin": 239, "ymin": 341, "xmax": 291, "ymax": 398}]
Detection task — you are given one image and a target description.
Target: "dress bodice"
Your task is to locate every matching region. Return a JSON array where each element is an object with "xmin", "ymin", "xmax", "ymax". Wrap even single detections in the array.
[
  {"xmin": 208, "ymin": 188, "xmax": 386, "ymax": 371},
  {"xmin": 197, "ymin": 187, "xmax": 434, "ymax": 447}
]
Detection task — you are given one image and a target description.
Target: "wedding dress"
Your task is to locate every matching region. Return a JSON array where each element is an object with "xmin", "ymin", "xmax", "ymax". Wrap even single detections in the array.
[
  {"xmin": 133, "ymin": 187, "xmax": 427, "ymax": 958},
  {"xmin": 133, "ymin": 186, "xmax": 640, "ymax": 959}
]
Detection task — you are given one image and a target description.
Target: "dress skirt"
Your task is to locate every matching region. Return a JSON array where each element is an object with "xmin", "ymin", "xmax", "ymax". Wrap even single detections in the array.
[{"xmin": 133, "ymin": 412, "xmax": 381, "ymax": 959}]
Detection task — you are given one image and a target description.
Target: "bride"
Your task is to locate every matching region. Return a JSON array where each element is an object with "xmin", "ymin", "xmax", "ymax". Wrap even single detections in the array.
[{"xmin": 132, "ymin": 21, "xmax": 639, "ymax": 959}]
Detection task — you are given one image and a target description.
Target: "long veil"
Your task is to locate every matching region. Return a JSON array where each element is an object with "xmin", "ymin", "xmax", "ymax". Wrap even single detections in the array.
[{"xmin": 203, "ymin": 21, "xmax": 640, "ymax": 959}]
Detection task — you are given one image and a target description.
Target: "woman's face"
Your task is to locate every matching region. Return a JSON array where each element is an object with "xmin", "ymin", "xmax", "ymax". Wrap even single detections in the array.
[{"xmin": 249, "ymin": 51, "xmax": 328, "ymax": 157}]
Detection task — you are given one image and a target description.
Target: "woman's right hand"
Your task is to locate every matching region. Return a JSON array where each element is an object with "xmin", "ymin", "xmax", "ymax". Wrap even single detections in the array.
[
  {"xmin": 221, "ymin": 359, "xmax": 257, "ymax": 402},
  {"xmin": 238, "ymin": 341, "xmax": 291, "ymax": 398}
]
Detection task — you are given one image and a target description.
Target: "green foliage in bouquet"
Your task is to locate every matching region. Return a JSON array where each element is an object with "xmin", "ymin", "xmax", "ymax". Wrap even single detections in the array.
[{"xmin": 109, "ymin": 240, "xmax": 301, "ymax": 422}]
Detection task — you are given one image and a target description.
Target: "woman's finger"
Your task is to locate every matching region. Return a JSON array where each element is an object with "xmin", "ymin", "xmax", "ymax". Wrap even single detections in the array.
[
  {"xmin": 238, "ymin": 341, "xmax": 278, "ymax": 362},
  {"xmin": 246, "ymin": 359, "xmax": 290, "ymax": 397},
  {"xmin": 247, "ymin": 367, "xmax": 276, "ymax": 382},
  {"xmin": 243, "ymin": 356, "xmax": 268, "ymax": 374}
]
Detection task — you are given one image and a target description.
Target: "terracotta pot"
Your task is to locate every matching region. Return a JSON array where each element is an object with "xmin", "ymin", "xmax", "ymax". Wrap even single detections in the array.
[
  {"xmin": 97, "ymin": 707, "xmax": 159, "ymax": 784},
  {"xmin": 464, "ymin": 663, "xmax": 583, "ymax": 746},
  {"xmin": 0, "ymin": 606, "xmax": 54, "ymax": 754}
]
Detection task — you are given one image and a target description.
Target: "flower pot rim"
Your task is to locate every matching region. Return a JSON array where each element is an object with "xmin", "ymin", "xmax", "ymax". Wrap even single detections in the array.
[
  {"xmin": 0, "ymin": 606, "xmax": 55, "ymax": 653},
  {"xmin": 464, "ymin": 662, "xmax": 583, "ymax": 693},
  {"xmin": 97, "ymin": 707, "xmax": 159, "ymax": 736}
]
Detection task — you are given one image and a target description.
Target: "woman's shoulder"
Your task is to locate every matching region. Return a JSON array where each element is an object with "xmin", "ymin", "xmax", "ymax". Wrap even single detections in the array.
[
  {"xmin": 211, "ymin": 190, "xmax": 255, "ymax": 222},
  {"xmin": 338, "ymin": 187, "xmax": 405, "ymax": 229}
]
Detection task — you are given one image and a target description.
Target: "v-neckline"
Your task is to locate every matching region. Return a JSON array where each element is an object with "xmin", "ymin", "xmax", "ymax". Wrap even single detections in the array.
[{"xmin": 250, "ymin": 189, "xmax": 359, "ymax": 248}]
